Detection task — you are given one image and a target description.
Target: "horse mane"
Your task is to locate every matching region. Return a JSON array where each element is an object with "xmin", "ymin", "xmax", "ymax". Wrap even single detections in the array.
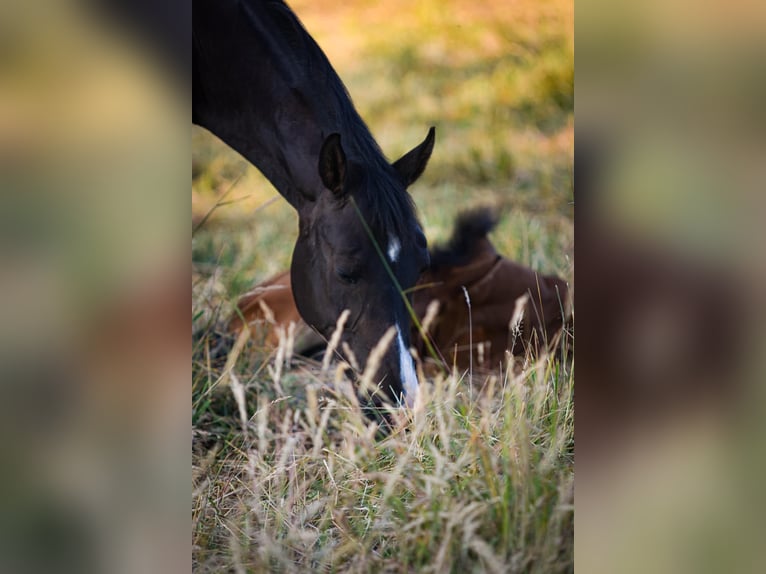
[
  {"xmin": 429, "ymin": 207, "xmax": 500, "ymax": 270},
  {"xmin": 255, "ymin": 0, "xmax": 418, "ymax": 237}
]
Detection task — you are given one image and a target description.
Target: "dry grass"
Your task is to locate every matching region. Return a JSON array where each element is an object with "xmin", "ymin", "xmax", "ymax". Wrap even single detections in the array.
[{"xmin": 192, "ymin": 319, "xmax": 573, "ymax": 573}]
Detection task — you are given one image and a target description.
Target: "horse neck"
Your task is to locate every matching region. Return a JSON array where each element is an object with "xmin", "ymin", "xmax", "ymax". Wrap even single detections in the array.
[{"xmin": 193, "ymin": 0, "xmax": 381, "ymax": 208}]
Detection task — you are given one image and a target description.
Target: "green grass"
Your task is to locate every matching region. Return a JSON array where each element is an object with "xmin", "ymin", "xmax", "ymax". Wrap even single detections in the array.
[{"xmin": 193, "ymin": 0, "xmax": 573, "ymax": 570}]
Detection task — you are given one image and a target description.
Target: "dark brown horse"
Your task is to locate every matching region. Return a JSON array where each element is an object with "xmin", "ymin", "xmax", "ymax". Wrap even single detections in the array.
[{"xmin": 193, "ymin": 0, "xmax": 434, "ymax": 407}]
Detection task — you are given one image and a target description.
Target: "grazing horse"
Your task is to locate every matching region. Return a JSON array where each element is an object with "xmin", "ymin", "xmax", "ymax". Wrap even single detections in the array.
[{"xmin": 193, "ymin": 0, "xmax": 435, "ymax": 407}]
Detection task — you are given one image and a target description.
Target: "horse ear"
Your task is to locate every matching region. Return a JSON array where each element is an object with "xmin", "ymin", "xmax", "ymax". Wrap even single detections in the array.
[
  {"xmin": 392, "ymin": 126, "xmax": 435, "ymax": 187},
  {"xmin": 318, "ymin": 133, "xmax": 346, "ymax": 195}
]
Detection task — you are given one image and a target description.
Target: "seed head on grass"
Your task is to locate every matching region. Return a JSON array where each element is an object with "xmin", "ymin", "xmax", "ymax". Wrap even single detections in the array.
[
  {"xmin": 358, "ymin": 326, "xmax": 397, "ymax": 399},
  {"xmin": 322, "ymin": 309, "xmax": 350, "ymax": 374}
]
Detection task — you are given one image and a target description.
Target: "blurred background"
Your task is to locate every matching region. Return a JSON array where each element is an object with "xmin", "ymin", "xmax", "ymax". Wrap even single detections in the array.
[
  {"xmin": 577, "ymin": 0, "xmax": 766, "ymax": 572},
  {"xmin": 1, "ymin": 0, "xmax": 188, "ymax": 572}
]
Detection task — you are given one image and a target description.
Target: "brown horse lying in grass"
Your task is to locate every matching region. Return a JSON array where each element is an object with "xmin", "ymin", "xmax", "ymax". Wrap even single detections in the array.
[{"xmin": 229, "ymin": 208, "xmax": 572, "ymax": 373}]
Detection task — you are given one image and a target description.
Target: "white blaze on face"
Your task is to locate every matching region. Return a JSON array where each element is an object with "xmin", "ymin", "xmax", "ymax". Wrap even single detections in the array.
[
  {"xmin": 396, "ymin": 324, "xmax": 419, "ymax": 408},
  {"xmin": 387, "ymin": 235, "xmax": 401, "ymax": 263}
]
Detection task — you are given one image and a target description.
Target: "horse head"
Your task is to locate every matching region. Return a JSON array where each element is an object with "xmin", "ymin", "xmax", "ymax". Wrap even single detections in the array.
[{"xmin": 290, "ymin": 128, "xmax": 435, "ymax": 409}]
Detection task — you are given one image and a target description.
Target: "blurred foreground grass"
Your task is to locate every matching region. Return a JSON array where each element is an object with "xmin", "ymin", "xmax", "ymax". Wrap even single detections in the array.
[{"xmin": 192, "ymin": 0, "xmax": 573, "ymax": 570}]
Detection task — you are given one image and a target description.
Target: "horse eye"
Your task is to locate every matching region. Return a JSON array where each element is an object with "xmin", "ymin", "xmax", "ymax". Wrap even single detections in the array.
[{"xmin": 337, "ymin": 269, "xmax": 359, "ymax": 284}]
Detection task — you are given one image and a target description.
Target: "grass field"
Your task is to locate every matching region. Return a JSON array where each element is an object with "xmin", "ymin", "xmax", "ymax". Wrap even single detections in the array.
[{"xmin": 193, "ymin": 0, "xmax": 573, "ymax": 571}]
